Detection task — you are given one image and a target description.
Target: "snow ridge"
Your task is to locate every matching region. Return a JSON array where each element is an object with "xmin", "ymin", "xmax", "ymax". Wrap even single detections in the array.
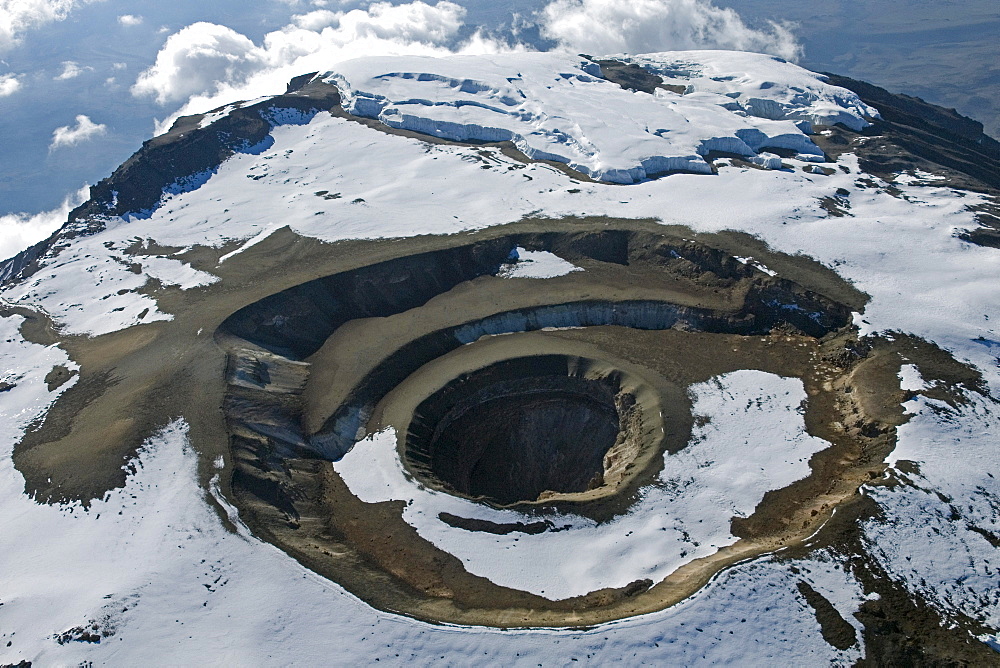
[{"xmin": 619, "ymin": 50, "xmax": 879, "ymax": 132}]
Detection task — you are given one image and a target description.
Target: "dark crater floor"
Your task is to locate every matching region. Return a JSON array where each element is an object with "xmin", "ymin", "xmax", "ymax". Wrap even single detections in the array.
[{"xmin": 407, "ymin": 356, "xmax": 624, "ymax": 505}]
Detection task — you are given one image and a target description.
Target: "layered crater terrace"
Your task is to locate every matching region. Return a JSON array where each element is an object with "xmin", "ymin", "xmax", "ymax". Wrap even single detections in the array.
[
  {"xmin": 9, "ymin": 214, "xmax": 917, "ymax": 627},
  {"xmin": 405, "ymin": 354, "xmax": 655, "ymax": 507},
  {"xmin": 217, "ymin": 228, "xmax": 851, "ymax": 470},
  {"xmin": 207, "ymin": 222, "xmax": 904, "ymax": 626}
]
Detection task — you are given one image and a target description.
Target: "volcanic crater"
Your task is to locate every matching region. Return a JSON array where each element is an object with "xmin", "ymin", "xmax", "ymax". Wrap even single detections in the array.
[
  {"xmin": 7, "ymin": 213, "xmax": 936, "ymax": 628},
  {"xmin": 404, "ymin": 355, "xmax": 640, "ymax": 506},
  {"xmin": 198, "ymin": 221, "xmax": 923, "ymax": 625},
  {"xmin": 1, "ymin": 51, "xmax": 995, "ymax": 660}
]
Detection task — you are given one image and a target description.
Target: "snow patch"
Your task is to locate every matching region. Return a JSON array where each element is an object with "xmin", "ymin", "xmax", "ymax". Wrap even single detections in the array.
[
  {"xmin": 734, "ymin": 255, "xmax": 777, "ymax": 276},
  {"xmin": 497, "ymin": 247, "xmax": 582, "ymax": 278},
  {"xmin": 196, "ymin": 104, "xmax": 239, "ymax": 129},
  {"xmin": 216, "ymin": 226, "xmax": 281, "ymax": 264},
  {"xmin": 898, "ymin": 363, "xmax": 928, "ymax": 392},
  {"xmin": 895, "ymin": 169, "xmax": 948, "ymax": 185},
  {"xmin": 335, "ymin": 370, "xmax": 830, "ymax": 599}
]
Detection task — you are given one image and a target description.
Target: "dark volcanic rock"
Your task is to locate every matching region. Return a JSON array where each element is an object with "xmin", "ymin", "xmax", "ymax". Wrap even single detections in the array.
[
  {"xmin": 71, "ymin": 75, "xmax": 341, "ymax": 221},
  {"xmin": 587, "ymin": 57, "xmax": 687, "ymax": 95},
  {"xmin": 0, "ymin": 76, "xmax": 341, "ymax": 286},
  {"xmin": 822, "ymin": 73, "xmax": 1000, "ymax": 191},
  {"xmin": 797, "ymin": 581, "xmax": 858, "ymax": 651}
]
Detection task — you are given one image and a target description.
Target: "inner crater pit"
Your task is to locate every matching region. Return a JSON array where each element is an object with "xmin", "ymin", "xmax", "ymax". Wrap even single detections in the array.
[{"xmin": 405, "ymin": 355, "xmax": 644, "ymax": 505}]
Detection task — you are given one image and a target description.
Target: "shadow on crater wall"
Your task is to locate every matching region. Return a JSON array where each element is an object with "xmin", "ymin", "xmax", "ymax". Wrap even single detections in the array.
[
  {"xmin": 216, "ymin": 229, "xmax": 854, "ymax": 473},
  {"xmin": 211, "ymin": 225, "xmax": 869, "ymax": 625},
  {"xmin": 407, "ymin": 356, "xmax": 630, "ymax": 505}
]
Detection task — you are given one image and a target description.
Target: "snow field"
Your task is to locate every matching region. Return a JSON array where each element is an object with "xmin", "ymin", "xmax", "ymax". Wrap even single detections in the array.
[
  {"xmin": 326, "ymin": 51, "xmax": 869, "ymax": 183},
  {"xmin": 866, "ymin": 391, "xmax": 1000, "ymax": 631},
  {"xmin": 618, "ymin": 50, "xmax": 878, "ymax": 132}
]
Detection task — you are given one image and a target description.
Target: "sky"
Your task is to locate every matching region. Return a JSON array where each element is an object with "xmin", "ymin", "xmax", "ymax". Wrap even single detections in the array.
[{"xmin": 0, "ymin": 0, "xmax": 997, "ymax": 260}]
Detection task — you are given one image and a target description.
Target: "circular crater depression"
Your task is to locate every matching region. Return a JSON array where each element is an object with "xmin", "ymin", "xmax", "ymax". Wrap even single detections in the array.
[
  {"xmin": 214, "ymin": 223, "xmax": 868, "ymax": 627},
  {"xmin": 406, "ymin": 355, "xmax": 642, "ymax": 505}
]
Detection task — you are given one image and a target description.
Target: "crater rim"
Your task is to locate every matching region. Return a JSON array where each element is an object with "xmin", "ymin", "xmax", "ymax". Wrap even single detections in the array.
[{"xmin": 379, "ymin": 342, "xmax": 673, "ymax": 511}]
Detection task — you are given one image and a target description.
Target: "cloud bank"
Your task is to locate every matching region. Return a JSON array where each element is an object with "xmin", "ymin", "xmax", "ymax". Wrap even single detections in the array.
[
  {"xmin": 132, "ymin": 1, "xmax": 514, "ymax": 127},
  {"xmin": 540, "ymin": 0, "xmax": 801, "ymax": 61},
  {"xmin": 50, "ymin": 114, "xmax": 106, "ymax": 149},
  {"xmin": 132, "ymin": 0, "xmax": 802, "ymax": 129},
  {"xmin": 0, "ymin": 73, "xmax": 21, "ymax": 96},
  {"xmin": 0, "ymin": 0, "xmax": 97, "ymax": 51},
  {"xmin": 131, "ymin": 22, "xmax": 269, "ymax": 105},
  {"xmin": 0, "ymin": 186, "xmax": 87, "ymax": 261}
]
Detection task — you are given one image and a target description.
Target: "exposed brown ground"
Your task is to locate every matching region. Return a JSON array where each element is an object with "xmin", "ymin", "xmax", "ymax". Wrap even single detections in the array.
[
  {"xmin": 10, "ymin": 216, "xmax": 949, "ymax": 629},
  {"xmin": 248, "ymin": 322, "xmax": 919, "ymax": 627}
]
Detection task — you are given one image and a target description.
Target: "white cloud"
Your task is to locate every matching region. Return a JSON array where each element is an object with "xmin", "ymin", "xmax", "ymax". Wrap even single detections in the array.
[
  {"xmin": 49, "ymin": 114, "xmax": 106, "ymax": 149},
  {"xmin": 55, "ymin": 60, "xmax": 92, "ymax": 80},
  {"xmin": 0, "ymin": 186, "xmax": 87, "ymax": 261},
  {"xmin": 131, "ymin": 22, "xmax": 268, "ymax": 105},
  {"xmin": 118, "ymin": 13, "xmax": 142, "ymax": 26},
  {"xmin": 133, "ymin": 0, "xmax": 794, "ymax": 134},
  {"xmin": 310, "ymin": 1, "xmax": 466, "ymax": 43},
  {"xmin": 134, "ymin": 1, "xmax": 512, "ymax": 121},
  {"xmin": 291, "ymin": 9, "xmax": 339, "ymax": 31},
  {"xmin": 0, "ymin": 73, "xmax": 21, "ymax": 96},
  {"xmin": 112, "ymin": 61, "xmax": 127, "ymax": 70},
  {"xmin": 0, "ymin": 0, "xmax": 98, "ymax": 52},
  {"xmin": 539, "ymin": 0, "xmax": 801, "ymax": 62}
]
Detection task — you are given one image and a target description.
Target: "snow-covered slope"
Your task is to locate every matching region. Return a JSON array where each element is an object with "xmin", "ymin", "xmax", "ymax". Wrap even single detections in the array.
[{"xmin": 0, "ymin": 50, "xmax": 997, "ymax": 665}]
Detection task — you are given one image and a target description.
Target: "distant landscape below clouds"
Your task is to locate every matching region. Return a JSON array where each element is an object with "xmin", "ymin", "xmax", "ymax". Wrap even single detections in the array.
[{"xmin": 0, "ymin": 0, "xmax": 997, "ymax": 260}]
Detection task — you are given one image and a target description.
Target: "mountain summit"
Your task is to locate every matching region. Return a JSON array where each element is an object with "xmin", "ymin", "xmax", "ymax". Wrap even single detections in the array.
[{"xmin": 1, "ymin": 51, "xmax": 998, "ymax": 665}]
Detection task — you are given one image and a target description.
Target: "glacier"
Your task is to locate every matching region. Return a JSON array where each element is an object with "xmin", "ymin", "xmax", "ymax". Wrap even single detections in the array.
[{"xmin": 326, "ymin": 51, "xmax": 875, "ymax": 183}]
